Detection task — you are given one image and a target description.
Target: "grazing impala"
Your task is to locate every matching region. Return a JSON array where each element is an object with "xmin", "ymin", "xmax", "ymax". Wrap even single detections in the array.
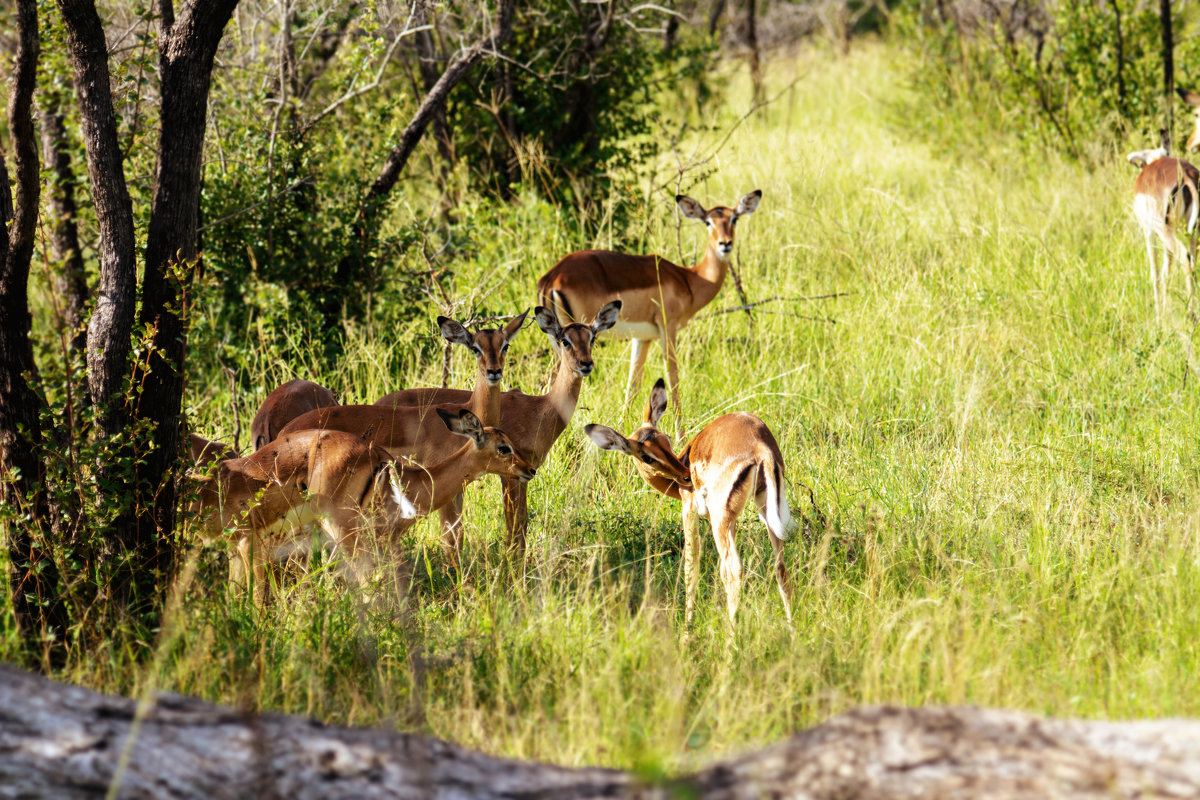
[
  {"xmin": 192, "ymin": 428, "xmax": 413, "ymax": 602},
  {"xmin": 375, "ymin": 302, "xmax": 622, "ymax": 558},
  {"xmin": 585, "ymin": 379, "xmax": 796, "ymax": 624},
  {"xmin": 537, "ymin": 191, "xmax": 762, "ymax": 417},
  {"xmin": 194, "ymin": 410, "xmax": 533, "ymax": 601},
  {"xmin": 1131, "ymin": 154, "xmax": 1200, "ymax": 317},
  {"xmin": 251, "ymin": 379, "xmax": 338, "ymax": 450}
]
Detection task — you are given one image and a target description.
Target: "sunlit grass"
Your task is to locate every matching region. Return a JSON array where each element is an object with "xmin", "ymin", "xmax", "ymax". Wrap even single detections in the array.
[{"xmin": 9, "ymin": 38, "xmax": 1200, "ymax": 771}]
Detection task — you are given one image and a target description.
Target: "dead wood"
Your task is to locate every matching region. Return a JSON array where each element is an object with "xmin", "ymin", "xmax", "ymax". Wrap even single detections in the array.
[{"xmin": 2, "ymin": 664, "xmax": 1199, "ymax": 799}]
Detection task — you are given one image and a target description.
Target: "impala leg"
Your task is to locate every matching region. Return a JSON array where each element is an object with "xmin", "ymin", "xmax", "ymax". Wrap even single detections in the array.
[
  {"xmin": 709, "ymin": 504, "xmax": 742, "ymax": 624},
  {"xmin": 660, "ymin": 327, "xmax": 682, "ymax": 431},
  {"xmin": 1147, "ymin": 232, "xmax": 1161, "ymax": 320},
  {"xmin": 625, "ymin": 338, "xmax": 651, "ymax": 408},
  {"xmin": 682, "ymin": 492, "xmax": 701, "ymax": 628},
  {"xmin": 755, "ymin": 488, "xmax": 794, "ymax": 622},
  {"xmin": 438, "ymin": 492, "xmax": 465, "ymax": 567},
  {"xmin": 236, "ymin": 534, "xmax": 268, "ymax": 606},
  {"xmin": 501, "ymin": 477, "xmax": 528, "ymax": 563}
]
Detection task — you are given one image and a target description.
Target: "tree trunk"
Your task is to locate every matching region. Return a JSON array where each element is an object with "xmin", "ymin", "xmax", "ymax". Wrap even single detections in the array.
[
  {"xmin": 40, "ymin": 103, "xmax": 89, "ymax": 359},
  {"xmin": 745, "ymin": 0, "xmax": 762, "ymax": 103},
  {"xmin": 1162, "ymin": 0, "xmax": 1174, "ymax": 141},
  {"xmin": 56, "ymin": 0, "xmax": 139, "ymax": 441},
  {"xmin": 4, "ymin": 664, "xmax": 1200, "ymax": 798},
  {"xmin": 120, "ymin": 0, "xmax": 240, "ymax": 612},
  {"xmin": 0, "ymin": 0, "xmax": 67, "ymax": 668}
]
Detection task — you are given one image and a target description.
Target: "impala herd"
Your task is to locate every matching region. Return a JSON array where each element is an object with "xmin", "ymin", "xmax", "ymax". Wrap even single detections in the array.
[
  {"xmin": 190, "ymin": 191, "xmax": 797, "ymax": 621},
  {"xmin": 188, "ymin": 114, "xmax": 1200, "ymax": 622}
]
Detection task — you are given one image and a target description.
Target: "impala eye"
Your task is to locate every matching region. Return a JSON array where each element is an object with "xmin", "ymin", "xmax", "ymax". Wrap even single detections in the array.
[
  {"xmin": 501, "ymin": 343, "xmax": 509, "ymax": 353},
  {"xmin": 473, "ymin": 345, "xmax": 483, "ymax": 355},
  {"xmin": 641, "ymin": 455, "xmax": 654, "ymax": 464},
  {"xmin": 561, "ymin": 338, "xmax": 573, "ymax": 349},
  {"xmin": 498, "ymin": 445, "xmax": 512, "ymax": 455}
]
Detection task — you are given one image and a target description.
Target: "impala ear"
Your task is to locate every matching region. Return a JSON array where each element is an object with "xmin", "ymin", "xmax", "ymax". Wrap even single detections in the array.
[
  {"xmin": 438, "ymin": 407, "xmax": 485, "ymax": 445},
  {"xmin": 591, "ymin": 300, "xmax": 621, "ymax": 333},
  {"xmin": 584, "ymin": 424, "xmax": 632, "ymax": 454},
  {"xmin": 645, "ymin": 378, "xmax": 669, "ymax": 427},
  {"xmin": 676, "ymin": 195, "xmax": 707, "ymax": 221},
  {"xmin": 736, "ymin": 190, "xmax": 762, "ymax": 216},
  {"xmin": 437, "ymin": 316, "xmax": 475, "ymax": 349},
  {"xmin": 504, "ymin": 308, "xmax": 530, "ymax": 342},
  {"xmin": 534, "ymin": 305, "xmax": 562, "ymax": 339}
]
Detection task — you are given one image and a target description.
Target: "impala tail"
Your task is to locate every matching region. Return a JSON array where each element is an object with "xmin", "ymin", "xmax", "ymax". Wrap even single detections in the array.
[{"xmin": 763, "ymin": 458, "xmax": 795, "ymax": 541}]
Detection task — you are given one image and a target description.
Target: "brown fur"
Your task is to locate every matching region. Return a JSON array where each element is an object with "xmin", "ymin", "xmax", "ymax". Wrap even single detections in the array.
[{"xmin": 251, "ymin": 379, "xmax": 338, "ymax": 450}]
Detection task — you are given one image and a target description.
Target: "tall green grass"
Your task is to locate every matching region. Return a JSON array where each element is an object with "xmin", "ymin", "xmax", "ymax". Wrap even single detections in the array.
[{"xmin": 12, "ymin": 39, "xmax": 1200, "ymax": 772}]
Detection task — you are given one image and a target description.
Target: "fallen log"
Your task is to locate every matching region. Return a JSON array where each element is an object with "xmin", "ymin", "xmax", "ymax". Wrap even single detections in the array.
[{"xmin": 1, "ymin": 663, "xmax": 1199, "ymax": 799}]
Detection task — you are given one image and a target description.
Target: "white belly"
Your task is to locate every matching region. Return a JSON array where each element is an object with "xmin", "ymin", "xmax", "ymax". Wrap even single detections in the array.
[{"xmin": 605, "ymin": 320, "xmax": 660, "ymax": 341}]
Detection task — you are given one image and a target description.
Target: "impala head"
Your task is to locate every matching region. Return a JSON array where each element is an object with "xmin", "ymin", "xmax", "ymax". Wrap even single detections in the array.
[
  {"xmin": 534, "ymin": 300, "xmax": 621, "ymax": 378},
  {"xmin": 435, "ymin": 407, "xmax": 537, "ymax": 483},
  {"xmin": 584, "ymin": 379, "xmax": 692, "ymax": 487},
  {"xmin": 676, "ymin": 190, "xmax": 762, "ymax": 261},
  {"xmin": 437, "ymin": 309, "xmax": 529, "ymax": 387}
]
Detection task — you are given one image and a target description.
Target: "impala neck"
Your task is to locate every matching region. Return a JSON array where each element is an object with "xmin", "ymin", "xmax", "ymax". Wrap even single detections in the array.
[
  {"xmin": 410, "ymin": 441, "xmax": 485, "ymax": 514},
  {"xmin": 691, "ymin": 241, "xmax": 730, "ymax": 298},
  {"xmin": 546, "ymin": 354, "xmax": 585, "ymax": 431},
  {"xmin": 470, "ymin": 363, "xmax": 501, "ymax": 428},
  {"xmin": 639, "ymin": 470, "xmax": 684, "ymax": 501}
]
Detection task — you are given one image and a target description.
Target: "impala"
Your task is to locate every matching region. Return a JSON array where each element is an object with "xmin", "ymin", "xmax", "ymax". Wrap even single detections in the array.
[
  {"xmin": 585, "ymin": 378, "xmax": 796, "ymax": 624},
  {"xmin": 537, "ymin": 191, "xmax": 761, "ymax": 418},
  {"xmin": 279, "ymin": 311, "xmax": 539, "ymax": 557},
  {"xmin": 192, "ymin": 428, "xmax": 413, "ymax": 603},
  {"xmin": 189, "ymin": 432, "xmax": 236, "ymax": 464},
  {"xmin": 194, "ymin": 409, "xmax": 533, "ymax": 601},
  {"xmin": 1131, "ymin": 154, "xmax": 1200, "ymax": 317},
  {"xmin": 371, "ymin": 310, "xmax": 527, "ymax": 549},
  {"xmin": 251, "ymin": 379, "xmax": 338, "ymax": 451},
  {"xmin": 375, "ymin": 301, "xmax": 622, "ymax": 557}
]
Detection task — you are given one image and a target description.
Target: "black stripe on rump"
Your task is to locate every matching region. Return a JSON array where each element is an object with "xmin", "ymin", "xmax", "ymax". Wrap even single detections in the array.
[{"xmin": 728, "ymin": 463, "xmax": 756, "ymax": 501}]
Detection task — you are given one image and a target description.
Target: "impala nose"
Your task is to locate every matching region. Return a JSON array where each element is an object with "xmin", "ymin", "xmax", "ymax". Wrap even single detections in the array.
[
  {"xmin": 521, "ymin": 467, "xmax": 537, "ymax": 483},
  {"xmin": 578, "ymin": 361, "xmax": 594, "ymax": 377},
  {"xmin": 486, "ymin": 370, "xmax": 503, "ymax": 385}
]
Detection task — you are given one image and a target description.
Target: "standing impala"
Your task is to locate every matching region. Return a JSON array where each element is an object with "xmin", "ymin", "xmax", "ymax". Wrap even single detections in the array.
[
  {"xmin": 375, "ymin": 302, "xmax": 622, "ymax": 558},
  {"xmin": 279, "ymin": 312, "xmax": 530, "ymax": 558},
  {"xmin": 1131, "ymin": 151, "xmax": 1200, "ymax": 317},
  {"xmin": 373, "ymin": 311, "xmax": 527, "ymax": 549},
  {"xmin": 585, "ymin": 379, "xmax": 796, "ymax": 624},
  {"xmin": 537, "ymin": 191, "xmax": 762, "ymax": 417}
]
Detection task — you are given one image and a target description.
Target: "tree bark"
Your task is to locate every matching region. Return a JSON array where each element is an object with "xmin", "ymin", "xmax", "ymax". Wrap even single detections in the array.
[
  {"xmin": 0, "ymin": 0, "xmax": 67, "ymax": 667},
  {"xmin": 121, "ymin": 0, "xmax": 240, "ymax": 611},
  {"xmin": 1162, "ymin": 0, "xmax": 1174, "ymax": 142},
  {"xmin": 40, "ymin": 103, "xmax": 89, "ymax": 358},
  {"xmin": 745, "ymin": 0, "xmax": 762, "ymax": 103},
  {"xmin": 56, "ymin": 0, "xmax": 139, "ymax": 440},
  {"xmin": 4, "ymin": 664, "xmax": 1200, "ymax": 798}
]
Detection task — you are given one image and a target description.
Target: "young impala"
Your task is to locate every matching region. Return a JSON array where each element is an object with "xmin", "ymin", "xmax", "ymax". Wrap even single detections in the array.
[
  {"xmin": 279, "ymin": 312, "xmax": 534, "ymax": 558},
  {"xmin": 251, "ymin": 379, "xmax": 338, "ymax": 450},
  {"xmin": 536, "ymin": 191, "xmax": 761, "ymax": 418},
  {"xmin": 374, "ymin": 302, "xmax": 622, "ymax": 558},
  {"xmin": 191, "ymin": 428, "xmax": 413, "ymax": 603},
  {"xmin": 585, "ymin": 379, "xmax": 796, "ymax": 624},
  {"xmin": 1131, "ymin": 153, "xmax": 1200, "ymax": 317},
  {"xmin": 194, "ymin": 409, "xmax": 533, "ymax": 601}
]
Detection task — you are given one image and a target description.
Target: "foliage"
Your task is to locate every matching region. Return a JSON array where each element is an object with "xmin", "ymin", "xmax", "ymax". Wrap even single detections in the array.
[{"xmin": 903, "ymin": 0, "xmax": 1200, "ymax": 159}]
